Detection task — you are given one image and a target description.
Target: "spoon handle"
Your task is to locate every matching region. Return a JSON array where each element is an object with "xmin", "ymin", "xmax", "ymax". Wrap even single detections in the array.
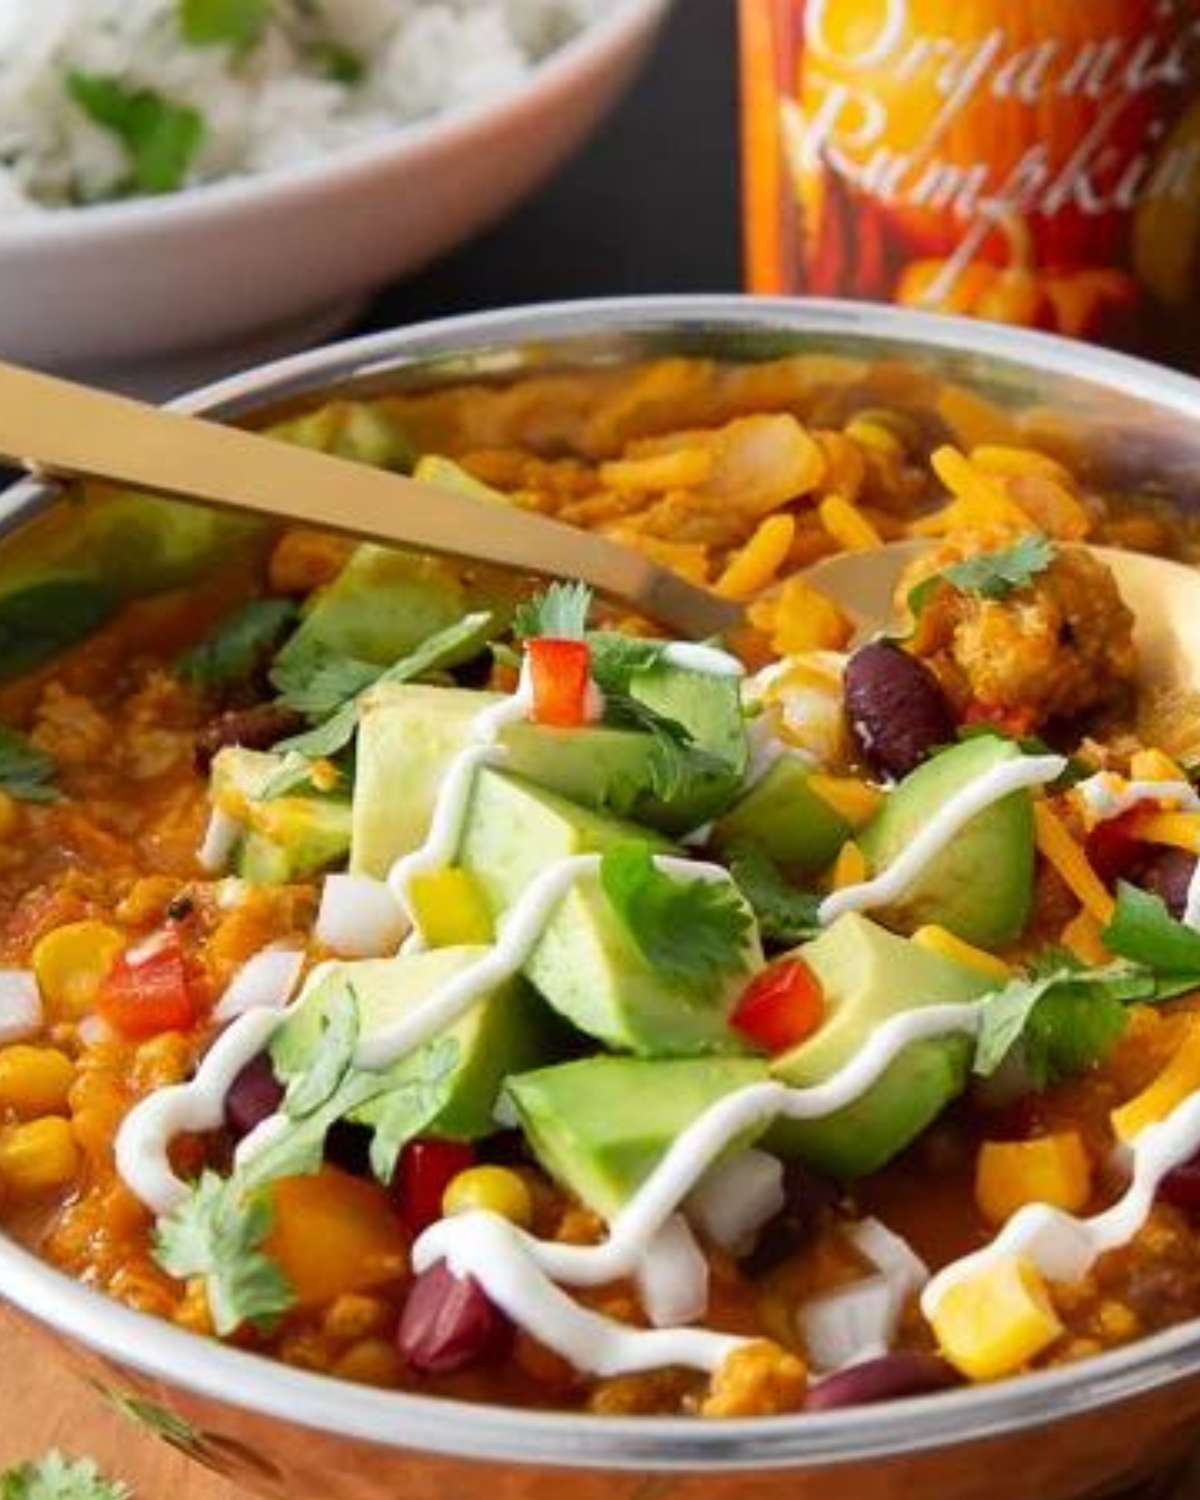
[{"xmin": 0, "ymin": 360, "xmax": 740, "ymax": 641}]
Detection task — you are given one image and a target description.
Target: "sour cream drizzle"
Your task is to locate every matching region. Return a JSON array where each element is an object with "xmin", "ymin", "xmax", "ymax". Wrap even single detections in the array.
[
  {"xmin": 660, "ymin": 642, "xmax": 744, "ymax": 678},
  {"xmin": 818, "ymin": 755, "xmax": 1066, "ymax": 926},
  {"xmin": 923, "ymin": 1090, "xmax": 1200, "ymax": 1315}
]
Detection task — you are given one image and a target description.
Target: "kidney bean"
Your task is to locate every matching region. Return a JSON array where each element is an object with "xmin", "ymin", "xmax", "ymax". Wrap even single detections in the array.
[
  {"xmin": 741, "ymin": 1163, "xmax": 840, "ymax": 1279},
  {"xmin": 396, "ymin": 1261, "xmax": 512, "ymax": 1375},
  {"xmin": 1130, "ymin": 846, "xmax": 1197, "ymax": 919},
  {"xmin": 194, "ymin": 703, "xmax": 304, "ymax": 773},
  {"xmin": 804, "ymin": 1352, "xmax": 958, "ymax": 1411},
  {"xmin": 844, "ymin": 642, "xmax": 953, "ymax": 779},
  {"xmin": 1159, "ymin": 1148, "xmax": 1200, "ymax": 1211},
  {"xmin": 224, "ymin": 1053, "xmax": 284, "ymax": 1141}
]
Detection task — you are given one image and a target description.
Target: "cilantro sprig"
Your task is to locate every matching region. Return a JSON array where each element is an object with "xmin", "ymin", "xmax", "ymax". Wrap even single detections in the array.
[
  {"xmin": 1, "ymin": 1452, "xmax": 129, "ymax": 1500},
  {"xmin": 180, "ymin": 0, "xmax": 270, "ymax": 47},
  {"xmin": 907, "ymin": 533, "xmax": 1056, "ymax": 624},
  {"xmin": 0, "ymin": 725, "xmax": 59, "ymax": 803},
  {"xmin": 512, "ymin": 581, "xmax": 593, "ymax": 642},
  {"xmin": 175, "ymin": 598, "xmax": 297, "ymax": 690},
  {"xmin": 67, "ymin": 74, "xmax": 204, "ymax": 196},
  {"xmin": 724, "ymin": 841, "xmax": 822, "ymax": 946},
  {"xmin": 600, "ymin": 840, "xmax": 752, "ymax": 995}
]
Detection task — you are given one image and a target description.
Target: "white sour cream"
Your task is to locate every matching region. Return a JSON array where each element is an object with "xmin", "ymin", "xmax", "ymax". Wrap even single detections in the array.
[
  {"xmin": 660, "ymin": 642, "xmax": 745, "ymax": 678},
  {"xmin": 1074, "ymin": 774, "xmax": 1200, "ymax": 826}
]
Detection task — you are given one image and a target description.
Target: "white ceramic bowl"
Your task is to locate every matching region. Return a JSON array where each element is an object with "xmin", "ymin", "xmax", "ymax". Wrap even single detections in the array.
[{"xmin": 0, "ymin": 0, "xmax": 669, "ymax": 392}]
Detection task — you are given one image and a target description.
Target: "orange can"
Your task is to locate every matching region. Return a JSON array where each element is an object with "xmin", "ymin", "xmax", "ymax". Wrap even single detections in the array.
[{"xmin": 741, "ymin": 0, "xmax": 1200, "ymax": 364}]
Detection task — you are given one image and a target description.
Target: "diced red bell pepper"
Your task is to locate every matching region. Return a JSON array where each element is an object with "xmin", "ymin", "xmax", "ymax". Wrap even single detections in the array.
[
  {"xmin": 97, "ymin": 928, "xmax": 199, "ymax": 1039},
  {"xmin": 395, "ymin": 1138, "xmax": 476, "ymax": 1234},
  {"xmin": 731, "ymin": 959, "xmax": 825, "ymax": 1055},
  {"xmin": 528, "ymin": 638, "xmax": 591, "ymax": 729}
]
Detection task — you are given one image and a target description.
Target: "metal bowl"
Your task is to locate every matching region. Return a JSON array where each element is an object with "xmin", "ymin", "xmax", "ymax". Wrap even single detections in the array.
[{"xmin": 4, "ymin": 297, "xmax": 1200, "ymax": 1500}]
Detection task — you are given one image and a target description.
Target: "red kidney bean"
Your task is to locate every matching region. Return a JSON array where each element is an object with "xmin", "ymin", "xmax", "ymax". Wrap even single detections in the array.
[
  {"xmin": 224, "ymin": 1053, "xmax": 285, "ymax": 1141},
  {"xmin": 844, "ymin": 642, "xmax": 953, "ymax": 779},
  {"xmin": 396, "ymin": 1261, "xmax": 512, "ymax": 1375},
  {"xmin": 804, "ymin": 1352, "xmax": 958, "ymax": 1411},
  {"xmin": 394, "ymin": 1139, "xmax": 476, "ymax": 1235},
  {"xmin": 1159, "ymin": 1148, "xmax": 1200, "ymax": 1211},
  {"xmin": 194, "ymin": 703, "xmax": 304, "ymax": 773},
  {"xmin": 1130, "ymin": 846, "xmax": 1197, "ymax": 919}
]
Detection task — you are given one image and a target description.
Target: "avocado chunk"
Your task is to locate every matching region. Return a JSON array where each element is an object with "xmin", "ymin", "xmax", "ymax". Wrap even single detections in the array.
[
  {"xmin": 767, "ymin": 913, "xmax": 992, "ymax": 1177},
  {"xmin": 275, "ymin": 545, "xmax": 513, "ymax": 673},
  {"xmin": 271, "ymin": 946, "xmax": 557, "ymax": 1147},
  {"xmin": 712, "ymin": 755, "xmax": 851, "ymax": 871},
  {"xmin": 212, "ymin": 747, "xmax": 350, "ymax": 885},
  {"xmin": 457, "ymin": 767, "xmax": 757, "ymax": 1055},
  {"xmin": 507, "ymin": 1055, "xmax": 769, "ymax": 1219},
  {"xmin": 858, "ymin": 735, "xmax": 1036, "ymax": 946}
]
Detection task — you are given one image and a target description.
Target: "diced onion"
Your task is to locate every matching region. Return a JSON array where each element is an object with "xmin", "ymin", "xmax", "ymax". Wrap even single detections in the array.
[
  {"xmin": 0, "ymin": 970, "xmax": 41, "ymax": 1044},
  {"xmin": 686, "ymin": 1147, "xmax": 785, "ymax": 1256},
  {"xmin": 198, "ymin": 808, "xmax": 243, "ymax": 874},
  {"xmin": 798, "ymin": 1274, "xmax": 899, "ymax": 1374},
  {"xmin": 634, "ymin": 1214, "xmax": 709, "ymax": 1328},
  {"xmin": 849, "ymin": 1217, "xmax": 929, "ymax": 1302},
  {"xmin": 316, "ymin": 874, "xmax": 409, "ymax": 958},
  {"xmin": 77, "ymin": 1014, "xmax": 114, "ymax": 1048},
  {"xmin": 215, "ymin": 947, "xmax": 306, "ymax": 1022}
]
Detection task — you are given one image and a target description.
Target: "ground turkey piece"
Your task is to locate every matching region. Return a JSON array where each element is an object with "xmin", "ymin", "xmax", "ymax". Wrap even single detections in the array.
[{"xmin": 900, "ymin": 541, "xmax": 1137, "ymax": 728}]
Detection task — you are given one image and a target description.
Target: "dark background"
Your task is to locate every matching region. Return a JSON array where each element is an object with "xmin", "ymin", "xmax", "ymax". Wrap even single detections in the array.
[{"xmin": 361, "ymin": 2, "xmax": 741, "ymax": 331}]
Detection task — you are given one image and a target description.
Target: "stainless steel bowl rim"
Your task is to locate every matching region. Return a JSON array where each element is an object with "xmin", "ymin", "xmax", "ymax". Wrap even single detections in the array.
[{"xmin": 4, "ymin": 294, "xmax": 1200, "ymax": 1471}]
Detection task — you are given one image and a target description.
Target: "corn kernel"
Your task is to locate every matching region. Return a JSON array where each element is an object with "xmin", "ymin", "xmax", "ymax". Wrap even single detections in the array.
[
  {"xmin": 830, "ymin": 841, "xmax": 867, "ymax": 891},
  {"xmin": 818, "ymin": 493, "xmax": 884, "ymax": 553},
  {"xmin": 808, "ymin": 774, "xmax": 883, "ymax": 828},
  {"xmin": 0, "ymin": 1117, "xmax": 79, "ymax": 1195},
  {"xmin": 443, "ymin": 1165, "xmax": 534, "ymax": 1229},
  {"xmin": 1033, "ymin": 803, "xmax": 1115, "ymax": 927},
  {"xmin": 931, "ymin": 1256, "xmax": 1063, "ymax": 1381},
  {"xmin": 408, "ymin": 868, "xmax": 494, "ymax": 947},
  {"xmin": 32, "ymin": 921, "xmax": 125, "ymax": 1020},
  {"xmin": 1112, "ymin": 1024, "xmax": 1200, "ymax": 1144},
  {"xmin": 0, "ymin": 1045, "xmax": 75, "ymax": 1118},
  {"xmin": 913, "ymin": 925, "xmax": 1012, "ymax": 984},
  {"xmin": 975, "ymin": 1134, "xmax": 1093, "ymax": 1227}
]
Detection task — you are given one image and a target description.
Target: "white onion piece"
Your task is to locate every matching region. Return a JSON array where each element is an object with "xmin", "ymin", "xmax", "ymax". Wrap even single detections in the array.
[
  {"xmin": 317, "ymin": 874, "xmax": 409, "ymax": 958},
  {"xmin": 686, "ymin": 1148, "xmax": 785, "ymax": 1256},
  {"xmin": 797, "ymin": 1274, "xmax": 899, "ymax": 1373},
  {"xmin": 0, "ymin": 971, "xmax": 41, "ymax": 1044},
  {"xmin": 849, "ymin": 1217, "xmax": 929, "ymax": 1303},
  {"xmin": 634, "ymin": 1214, "xmax": 710, "ymax": 1329},
  {"xmin": 198, "ymin": 808, "xmax": 243, "ymax": 874},
  {"xmin": 214, "ymin": 947, "xmax": 305, "ymax": 1022},
  {"xmin": 77, "ymin": 1014, "xmax": 113, "ymax": 1048}
]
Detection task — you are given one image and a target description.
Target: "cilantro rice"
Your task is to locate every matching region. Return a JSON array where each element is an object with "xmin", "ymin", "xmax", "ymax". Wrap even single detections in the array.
[{"xmin": 0, "ymin": 0, "xmax": 601, "ymax": 212}]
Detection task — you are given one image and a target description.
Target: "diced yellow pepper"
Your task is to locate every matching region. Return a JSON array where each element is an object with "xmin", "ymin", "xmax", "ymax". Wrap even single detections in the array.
[
  {"xmin": 0, "ymin": 1117, "xmax": 80, "ymax": 1195},
  {"xmin": 817, "ymin": 494, "xmax": 884, "ymax": 553},
  {"xmin": 931, "ymin": 1255, "xmax": 1063, "ymax": 1381},
  {"xmin": 830, "ymin": 841, "xmax": 867, "ymax": 890},
  {"xmin": 0, "ymin": 1046, "xmax": 75, "ymax": 1118},
  {"xmin": 1127, "ymin": 810, "xmax": 1200, "ymax": 854},
  {"xmin": 1112, "ymin": 1024, "xmax": 1200, "ymax": 1144},
  {"xmin": 807, "ymin": 774, "xmax": 883, "ymax": 828},
  {"xmin": 32, "ymin": 920, "xmax": 125, "ymax": 1020},
  {"xmin": 1033, "ymin": 803, "xmax": 1115, "ymax": 927},
  {"xmin": 912, "ymin": 925, "xmax": 1012, "ymax": 984},
  {"xmin": 267, "ymin": 1169, "xmax": 408, "ymax": 1309},
  {"xmin": 975, "ymin": 1133, "xmax": 1093, "ymax": 1228},
  {"xmin": 1130, "ymin": 749, "xmax": 1189, "ymax": 784},
  {"xmin": 408, "ymin": 868, "xmax": 494, "ymax": 947}
]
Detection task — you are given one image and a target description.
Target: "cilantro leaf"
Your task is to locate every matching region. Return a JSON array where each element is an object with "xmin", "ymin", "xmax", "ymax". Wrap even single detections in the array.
[
  {"xmin": 1, "ymin": 1452, "xmax": 129, "ymax": 1500},
  {"xmin": 0, "ymin": 725, "xmax": 59, "ymax": 803},
  {"xmin": 269, "ymin": 644, "xmax": 379, "ymax": 718},
  {"xmin": 175, "ymin": 599, "xmax": 297, "ymax": 690},
  {"xmin": 725, "ymin": 841, "xmax": 822, "ymax": 945},
  {"xmin": 180, "ymin": 0, "xmax": 270, "ymax": 47},
  {"xmin": 587, "ymin": 632, "xmax": 666, "ymax": 689},
  {"xmin": 283, "ymin": 984, "xmax": 359, "ymax": 1119},
  {"xmin": 0, "ymin": 579, "xmax": 111, "ymax": 680},
  {"xmin": 67, "ymin": 73, "xmax": 205, "ymax": 195},
  {"xmin": 273, "ymin": 611, "xmax": 493, "ymax": 760},
  {"xmin": 513, "ymin": 582, "xmax": 593, "ymax": 642},
  {"xmin": 153, "ymin": 1171, "xmax": 293, "ymax": 1336},
  {"xmin": 366, "ymin": 1036, "xmax": 461, "ymax": 1182},
  {"xmin": 907, "ymin": 533, "xmax": 1056, "ymax": 622},
  {"xmin": 1103, "ymin": 881, "xmax": 1200, "ymax": 976},
  {"xmin": 600, "ymin": 840, "xmax": 752, "ymax": 994},
  {"xmin": 600, "ymin": 688, "xmax": 730, "ymax": 804}
]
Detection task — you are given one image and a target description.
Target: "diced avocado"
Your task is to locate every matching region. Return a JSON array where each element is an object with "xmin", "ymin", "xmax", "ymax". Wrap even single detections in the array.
[
  {"xmin": 275, "ymin": 546, "xmax": 514, "ymax": 672},
  {"xmin": 413, "ymin": 454, "xmax": 507, "ymax": 504},
  {"xmin": 858, "ymin": 735, "xmax": 1036, "ymax": 946},
  {"xmin": 767, "ymin": 914, "xmax": 992, "ymax": 1177},
  {"xmin": 712, "ymin": 755, "xmax": 851, "ymax": 870},
  {"xmin": 272, "ymin": 946, "xmax": 557, "ymax": 1143},
  {"xmin": 507, "ymin": 1055, "xmax": 769, "ymax": 1219},
  {"xmin": 459, "ymin": 768, "xmax": 757, "ymax": 1055},
  {"xmin": 211, "ymin": 747, "xmax": 350, "ymax": 886},
  {"xmin": 267, "ymin": 400, "xmax": 416, "ymax": 471}
]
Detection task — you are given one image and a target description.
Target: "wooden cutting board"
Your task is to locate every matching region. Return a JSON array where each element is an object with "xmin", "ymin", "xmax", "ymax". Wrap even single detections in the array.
[{"xmin": 0, "ymin": 1310, "xmax": 240, "ymax": 1497}]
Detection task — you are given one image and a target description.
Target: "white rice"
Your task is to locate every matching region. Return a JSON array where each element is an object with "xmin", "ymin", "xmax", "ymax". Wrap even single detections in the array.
[{"xmin": 0, "ymin": 0, "xmax": 602, "ymax": 212}]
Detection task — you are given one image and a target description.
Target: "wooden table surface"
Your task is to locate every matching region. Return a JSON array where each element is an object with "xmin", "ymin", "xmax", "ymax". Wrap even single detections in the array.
[{"xmin": 0, "ymin": 1310, "xmax": 239, "ymax": 1497}]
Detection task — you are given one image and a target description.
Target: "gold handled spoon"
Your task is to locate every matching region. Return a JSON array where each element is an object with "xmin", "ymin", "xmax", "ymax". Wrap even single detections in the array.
[
  {"xmin": 803, "ymin": 539, "xmax": 1200, "ymax": 695},
  {"xmin": 0, "ymin": 359, "xmax": 742, "ymax": 641}
]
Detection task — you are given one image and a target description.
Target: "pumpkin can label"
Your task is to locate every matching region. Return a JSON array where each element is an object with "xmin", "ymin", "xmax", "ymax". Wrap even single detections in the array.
[{"xmin": 741, "ymin": 0, "xmax": 1200, "ymax": 364}]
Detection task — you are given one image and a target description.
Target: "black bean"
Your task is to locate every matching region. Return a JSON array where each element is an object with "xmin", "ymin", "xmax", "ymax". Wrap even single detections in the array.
[
  {"xmin": 396, "ymin": 1261, "xmax": 512, "ymax": 1375},
  {"xmin": 844, "ymin": 641, "xmax": 954, "ymax": 779},
  {"xmin": 224, "ymin": 1053, "xmax": 284, "ymax": 1141},
  {"xmin": 324, "ymin": 1120, "xmax": 374, "ymax": 1178},
  {"xmin": 1130, "ymin": 846, "xmax": 1197, "ymax": 919},
  {"xmin": 194, "ymin": 704, "xmax": 304, "ymax": 774},
  {"xmin": 804, "ymin": 1352, "xmax": 958, "ymax": 1411},
  {"xmin": 741, "ymin": 1163, "xmax": 840, "ymax": 1279}
]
